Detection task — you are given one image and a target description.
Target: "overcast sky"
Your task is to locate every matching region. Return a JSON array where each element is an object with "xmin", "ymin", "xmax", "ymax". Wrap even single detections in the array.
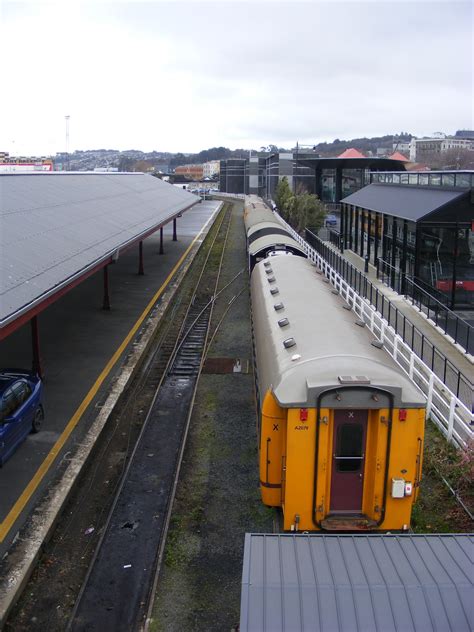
[{"xmin": 2, "ymin": 0, "xmax": 473, "ymax": 156}]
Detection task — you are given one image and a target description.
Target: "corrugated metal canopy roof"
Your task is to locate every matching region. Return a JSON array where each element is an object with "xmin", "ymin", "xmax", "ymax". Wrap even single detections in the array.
[
  {"xmin": 0, "ymin": 173, "xmax": 197, "ymax": 330},
  {"xmin": 341, "ymin": 183, "xmax": 468, "ymax": 221},
  {"xmin": 241, "ymin": 533, "xmax": 473, "ymax": 632}
]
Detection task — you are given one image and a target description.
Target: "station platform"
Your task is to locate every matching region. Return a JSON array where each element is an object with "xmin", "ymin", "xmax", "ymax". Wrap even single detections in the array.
[
  {"xmin": 338, "ymin": 247, "xmax": 473, "ymax": 379},
  {"xmin": 0, "ymin": 200, "xmax": 221, "ymax": 565}
]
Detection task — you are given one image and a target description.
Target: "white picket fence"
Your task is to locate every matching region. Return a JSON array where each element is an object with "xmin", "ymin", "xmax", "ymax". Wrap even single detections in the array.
[{"xmin": 277, "ymin": 214, "xmax": 473, "ymax": 449}]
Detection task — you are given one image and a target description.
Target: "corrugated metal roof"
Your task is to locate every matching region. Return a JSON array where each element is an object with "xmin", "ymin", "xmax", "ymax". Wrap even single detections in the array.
[
  {"xmin": 240, "ymin": 533, "xmax": 473, "ymax": 632},
  {"xmin": 0, "ymin": 173, "xmax": 197, "ymax": 329},
  {"xmin": 341, "ymin": 183, "xmax": 466, "ymax": 221}
]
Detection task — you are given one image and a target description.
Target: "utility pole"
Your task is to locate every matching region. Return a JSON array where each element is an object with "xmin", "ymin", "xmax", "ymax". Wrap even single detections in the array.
[{"xmin": 65, "ymin": 115, "xmax": 70, "ymax": 170}]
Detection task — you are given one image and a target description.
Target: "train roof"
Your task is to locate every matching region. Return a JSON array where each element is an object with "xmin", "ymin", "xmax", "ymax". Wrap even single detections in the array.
[
  {"xmin": 251, "ymin": 255, "xmax": 425, "ymax": 408},
  {"xmin": 240, "ymin": 533, "xmax": 473, "ymax": 632},
  {"xmin": 244, "ymin": 196, "xmax": 276, "ymax": 231},
  {"xmin": 247, "ymin": 221, "xmax": 288, "ymax": 239},
  {"xmin": 248, "ymin": 234, "xmax": 306, "ymax": 258},
  {"xmin": 244, "ymin": 207, "xmax": 276, "ymax": 231}
]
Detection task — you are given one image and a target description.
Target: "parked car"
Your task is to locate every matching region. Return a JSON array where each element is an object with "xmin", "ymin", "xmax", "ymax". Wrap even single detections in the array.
[
  {"xmin": 0, "ymin": 370, "xmax": 43, "ymax": 466},
  {"xmin": 325, "ymin": 213, "xmax": 338, "ymax": 227}
]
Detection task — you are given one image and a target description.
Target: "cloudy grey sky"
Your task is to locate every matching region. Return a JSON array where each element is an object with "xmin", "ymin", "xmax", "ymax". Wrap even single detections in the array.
[{"xmin": 2, "ymin": 0, "xmax": 473, "ymax": 155}]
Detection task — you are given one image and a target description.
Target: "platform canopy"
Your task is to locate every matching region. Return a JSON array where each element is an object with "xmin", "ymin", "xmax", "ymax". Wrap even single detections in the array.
[
  {"xmin": 240, "ymin": 533, "xmax": 472, "ymax": 632},
  {"xmin": 296, "ymin": 156, "xmax": 406, "ymax": 171},
  {"xmin": 341, "ymin": 182, "xmax": 471, "ymax": 222},
  {"xmin": 0, "ymin": 172, "xmax": 198, "ymax": 337}
]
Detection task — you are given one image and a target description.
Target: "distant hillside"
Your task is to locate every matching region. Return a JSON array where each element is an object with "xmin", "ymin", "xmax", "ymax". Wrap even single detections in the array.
[
  {"xmin": 313, "ymin": 133, "xmax": 413, "ymax": 156},
  {"xmin": 54, "ymin": 134, "xmax": 416, "ymax": 172}
]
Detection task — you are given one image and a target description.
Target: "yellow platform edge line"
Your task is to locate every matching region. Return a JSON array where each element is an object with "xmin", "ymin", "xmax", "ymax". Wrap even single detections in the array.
[{"xmin": 0, "ymin": 220, "xmax": 210, "ymax": 542}]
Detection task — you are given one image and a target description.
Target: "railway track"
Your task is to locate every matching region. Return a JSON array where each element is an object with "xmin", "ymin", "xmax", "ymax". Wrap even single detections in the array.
[{"xmin": 65, "ymin": 205, "xmax": 233, "ymax": 631}]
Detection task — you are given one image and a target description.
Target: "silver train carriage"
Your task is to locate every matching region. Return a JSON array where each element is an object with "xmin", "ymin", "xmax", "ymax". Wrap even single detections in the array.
[{"xmin": 244, "ymin": 195, "xmax": 306, "ymax": 269}]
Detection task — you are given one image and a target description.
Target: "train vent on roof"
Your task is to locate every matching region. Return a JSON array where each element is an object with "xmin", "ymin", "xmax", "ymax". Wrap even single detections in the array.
[
  {"xmin": 267, "ymin": 276, "xmax": 276, "ymax": 283},
  {"xmin": 265, "ymin": 268, "xmax": 273, "ymax": 275},
  {"xmin": 264, "ymin": 261, "xmax": 271, "ymax": 267},
  {"xmin": 274, "ymin": 302, "xmax": 284, "ymax": 311},
  {"xmin": 270, "ymin": 288, "xmax": 279, "ymax": 295},
  {"xmin": 283, "ymin": 338, "xmax": 296, "ymax": 349},
  {"xmin": 278, "ymin": 318, "xmax": 289, "ymax": 327},
  {"xmin": 338, "ymin": 375, "xmax": 371, "ymax": 384}
]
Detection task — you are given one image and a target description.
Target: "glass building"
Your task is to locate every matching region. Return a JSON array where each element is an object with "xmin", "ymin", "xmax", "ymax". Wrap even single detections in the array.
[
  {"xmin": 220, "ymin": 155, "xmax": 405, "ymax": 200},
  {"xmin": 340, "ymin": 171, "xmax": 474, "ymax": 310}
]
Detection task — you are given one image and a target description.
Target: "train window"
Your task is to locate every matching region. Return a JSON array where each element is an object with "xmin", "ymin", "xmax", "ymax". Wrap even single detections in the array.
[{"xmin": 336, "ymin": 424, "xmax": 364, "ymax": 472}]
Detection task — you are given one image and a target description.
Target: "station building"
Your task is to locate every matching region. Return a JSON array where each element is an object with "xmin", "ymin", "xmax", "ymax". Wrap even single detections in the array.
[
  {"xmin": 219, "ymin": 151, "xmax": 406, "ymax": 201},
  {"xmin": 219, "ymin": 151, "xmax": 473, "ymax": 312},
  {"xmin": 339, "ymin": 170, "xmax": 474, "ymax": 310},
  {"xmin": 174, "ymin": 164, "xmax": 204, "ymax": 180}
]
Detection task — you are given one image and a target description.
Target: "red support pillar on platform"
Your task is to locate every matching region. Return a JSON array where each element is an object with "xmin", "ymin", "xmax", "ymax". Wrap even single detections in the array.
[
  {"xmin": 138, "ymin": 240, "xmax": 144, "ymax": 275},
  {"xmin": 103, "ymin": 265, "xmax": 111, "ymax": 310},
  {"xmin": 31, "ymin": 316, "xmax": 43, "ymax": 378},
  {"xmin": 159, "ymin": 226, "xmax": 164, "ymax": 255},
  {"xmin": 173, "ymin": 218, "xmax": 177, "ymax": 242}
]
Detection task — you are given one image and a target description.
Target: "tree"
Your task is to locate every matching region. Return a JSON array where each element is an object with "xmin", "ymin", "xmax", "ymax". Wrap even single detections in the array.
[
  {"xmin": 423, "ymin": 148, "xmax": 474, "ymax": 170},
  {"xmin": 288, "ymin": 191, "xmax": 326, "ymax": 235},
  {"xmin": 274, "ymin": 176, "xmax": 293, "ymax": 220},
  {"xmin": 118, "ymin": 156, "xmax": 135, "ymax": 171},
  {"xmin": 132, "ymin": 160, "xmax": 153, "ymax": 172},
  {"xmin": 275, "ymin": 178, "xmax": 326, "ymax": 235}
]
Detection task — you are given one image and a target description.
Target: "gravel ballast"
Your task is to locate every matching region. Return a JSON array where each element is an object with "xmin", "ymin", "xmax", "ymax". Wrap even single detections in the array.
[{"xmin": 150, "ymin": 200, "xmax": 273, "ymax": 631}]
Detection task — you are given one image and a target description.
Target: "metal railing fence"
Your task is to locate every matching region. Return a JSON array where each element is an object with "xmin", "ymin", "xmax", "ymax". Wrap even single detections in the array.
[
  {"xmin": 304, "ymin": 230, "xmax": 473, "ymax": 407},
  {"xmin": 377, "ymin": 259, "xmax": 473, "ymax": 355},
  {"xmin": 274, "ymin": 218, "xmax": 472, "ymax": 448}
]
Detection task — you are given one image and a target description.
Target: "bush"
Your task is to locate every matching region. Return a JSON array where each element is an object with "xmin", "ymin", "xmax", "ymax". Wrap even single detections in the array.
[{"xmin": 274, "ymin": 178, "xmax": 326, "ymax": 235}]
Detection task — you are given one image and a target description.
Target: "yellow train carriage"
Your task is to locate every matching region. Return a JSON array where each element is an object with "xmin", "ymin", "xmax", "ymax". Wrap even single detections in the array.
[{"xmin": 251, "ymin": 255, "xmax": 425, "ymax": 532}]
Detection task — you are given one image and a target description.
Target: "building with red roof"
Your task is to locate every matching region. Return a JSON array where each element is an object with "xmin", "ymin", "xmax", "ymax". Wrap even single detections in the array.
[
  {"xmin": 337, "ymin": 148, "xmax": 366, "ymax": 159},
  {"xmin": 389, "ymin": 151, "xmax": 409, "ymax": 161}
]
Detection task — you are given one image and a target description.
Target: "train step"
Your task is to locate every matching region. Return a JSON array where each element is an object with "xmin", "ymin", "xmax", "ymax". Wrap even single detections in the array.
[{"xmin": 320, "ymin": 514, "xmax": 378, "ymax": 531}]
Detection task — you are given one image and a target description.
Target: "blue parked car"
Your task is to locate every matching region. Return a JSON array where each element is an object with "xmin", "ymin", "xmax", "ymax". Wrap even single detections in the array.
[
  {"xmin": 0, "ymin": 370, "xmax": 44, "ymax": 466},
  {"xmin": 325, "ymin": 214, "xmax": 338, "ymax": 227}
]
